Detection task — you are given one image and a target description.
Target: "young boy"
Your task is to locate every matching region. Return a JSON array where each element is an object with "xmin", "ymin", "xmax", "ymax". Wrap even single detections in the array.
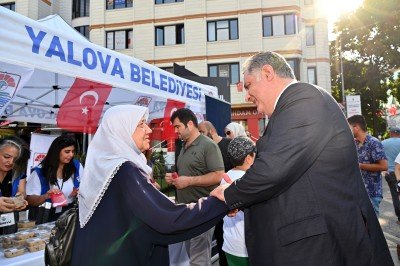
[{"xmin": 221, "ymin": 136, "xmax": 256, "ymax": 266}]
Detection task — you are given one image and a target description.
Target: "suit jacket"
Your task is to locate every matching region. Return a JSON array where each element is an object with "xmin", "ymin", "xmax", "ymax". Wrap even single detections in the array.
[{"xmin": 224, "ymin": 83, "xmax": 393, "ymax": 266}]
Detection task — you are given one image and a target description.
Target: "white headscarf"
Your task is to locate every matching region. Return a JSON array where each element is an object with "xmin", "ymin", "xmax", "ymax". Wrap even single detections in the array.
[
  {"xmin": 225, "ymin": 122, "xmax": 247, "ymax": 138},
  {"xmin": 78, "ymin": 105, "xmax": 152, "ymax": 228}
]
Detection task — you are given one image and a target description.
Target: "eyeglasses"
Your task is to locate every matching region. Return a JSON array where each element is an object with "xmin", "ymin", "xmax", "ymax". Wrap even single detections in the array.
[{"xmin": 225, "ymin": 130, "xmax": 231, "ymax": 136}]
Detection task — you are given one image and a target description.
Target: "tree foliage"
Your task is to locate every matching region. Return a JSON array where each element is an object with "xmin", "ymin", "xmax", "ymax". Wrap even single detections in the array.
[{"xmin": 331, "ymin": 0, "xmax": 400, "ymax": 136}]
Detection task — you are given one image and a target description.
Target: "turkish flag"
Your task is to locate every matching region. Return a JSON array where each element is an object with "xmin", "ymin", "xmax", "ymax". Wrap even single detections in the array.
[
  {"xmin": 163, "ymin": 99, "xmax": 185, "ymax": 121},
  {"xmin": 56, "ymin": 78, "xmax": 112, "ymax": 133},
  {"xmin": 162, "ymin": 99, "xmax": 185, "ymax": 150}
]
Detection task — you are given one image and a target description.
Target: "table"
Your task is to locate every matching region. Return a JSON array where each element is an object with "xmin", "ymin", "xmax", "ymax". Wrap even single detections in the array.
[{"xmin": 0, "ymin": 249, "xmax": 44, "ymax": 266}]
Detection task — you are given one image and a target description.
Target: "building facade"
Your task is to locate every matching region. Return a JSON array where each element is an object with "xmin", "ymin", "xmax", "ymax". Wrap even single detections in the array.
[{"xmin": 1, "ymin": 0, "xmax": 331, "ymax": 138}]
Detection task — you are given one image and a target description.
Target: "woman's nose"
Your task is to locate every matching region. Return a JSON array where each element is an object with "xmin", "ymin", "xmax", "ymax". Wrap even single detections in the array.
[{"xmin": 145, "ymin": 124, "xmax": 152, "ymax": 133}]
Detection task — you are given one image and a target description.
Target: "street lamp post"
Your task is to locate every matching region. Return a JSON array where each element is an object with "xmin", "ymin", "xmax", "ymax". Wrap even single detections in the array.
[{"xmin": 339, "ymin": 37, "xmax": 346, "ymax": 116}]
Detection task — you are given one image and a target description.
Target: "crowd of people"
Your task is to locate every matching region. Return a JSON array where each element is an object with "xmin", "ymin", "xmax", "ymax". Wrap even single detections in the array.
[{"xmin": 0, "ymin": 51, "xmax": 398, "ymax": 265}]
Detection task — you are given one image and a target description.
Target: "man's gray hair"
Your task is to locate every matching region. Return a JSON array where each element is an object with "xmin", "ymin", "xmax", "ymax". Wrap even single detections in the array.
[{"xmin": 242, "ymin": 51, "xmax": 295, "ymax": 79}]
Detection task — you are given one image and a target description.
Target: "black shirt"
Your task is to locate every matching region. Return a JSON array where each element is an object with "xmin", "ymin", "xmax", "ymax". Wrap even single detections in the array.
[
  {"xmin": 218, "ymin": 137, "xmax": 233, "ymax": 172},
  {"xmin": 0, "ymin": 171, "xmax": 25, "ymax": 235}
]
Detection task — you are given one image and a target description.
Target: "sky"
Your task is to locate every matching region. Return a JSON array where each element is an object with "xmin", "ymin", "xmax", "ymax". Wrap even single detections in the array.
[{"xmin": 316, "ymin": 0, "xmax": 364, "ymax": 40}]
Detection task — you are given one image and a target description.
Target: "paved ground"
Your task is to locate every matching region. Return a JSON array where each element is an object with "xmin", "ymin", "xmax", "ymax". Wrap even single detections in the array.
[
  {"xmin": 213, "ymin": 181, "xmax": 400, "ymax": 266},
  {"xmin": 379, "ymin": 180, "xmax": 400, "ymax": 265}
]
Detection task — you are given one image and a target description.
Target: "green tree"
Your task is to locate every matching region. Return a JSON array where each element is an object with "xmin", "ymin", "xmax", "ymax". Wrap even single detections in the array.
[
  {"xmin": 331, "ymin": 0, "xmax": 400, "ymax": 136},
  {"xmin": 150, "ymin": 150, "xmax": 166, "ymax": 178}
]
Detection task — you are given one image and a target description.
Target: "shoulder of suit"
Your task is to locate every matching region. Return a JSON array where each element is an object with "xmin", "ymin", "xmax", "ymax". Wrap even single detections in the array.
[{"xmin": 283, "ymin": 82, "xmax": 325, "ymax": 98}]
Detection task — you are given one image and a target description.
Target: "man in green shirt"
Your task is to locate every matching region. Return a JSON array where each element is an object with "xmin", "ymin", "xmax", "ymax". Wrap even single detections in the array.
[{"xmin": 166, "ymin": 108, "xmax": 224, "ymax": 266}]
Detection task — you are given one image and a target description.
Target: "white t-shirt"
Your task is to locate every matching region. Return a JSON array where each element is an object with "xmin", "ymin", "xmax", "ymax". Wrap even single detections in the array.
[
  {"xmin": 221, "ymin": 169, "xmax": 248, "ymax": 257},
  {"xmin": 394, "ymin": 152, "xmax": 400, "ymax": 164},
  {"xmin": 26, "ymin": 163, "xmax": 84, "ymax": 204}
]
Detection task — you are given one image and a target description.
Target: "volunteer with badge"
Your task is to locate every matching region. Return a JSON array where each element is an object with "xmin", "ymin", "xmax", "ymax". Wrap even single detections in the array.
[
  {"xmin": 0, "ymin": 137, "xmax": 28, "ymax": 235},
  {"xmin": 26, "ymin": 135, "xmax": 83, "ymax": 223}
]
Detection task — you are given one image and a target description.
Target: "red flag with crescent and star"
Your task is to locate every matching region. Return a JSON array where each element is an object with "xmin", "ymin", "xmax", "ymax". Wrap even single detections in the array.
[
  {"xmin": 56, "ymin": 78, "xmax": 112, "ymax": 133},
  {"xmin": 162, "ymin": 99, "xmax": 185, "ymax": 142}
]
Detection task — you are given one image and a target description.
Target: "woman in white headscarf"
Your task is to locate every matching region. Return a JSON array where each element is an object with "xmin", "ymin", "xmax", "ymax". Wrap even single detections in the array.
[
  {"xmin": 72, "ymin": 105, "xmax": 227, "ymax": 266},
  {"xmin": 224, "ymin": 122, "xmax": 247, "ymax": 139}
]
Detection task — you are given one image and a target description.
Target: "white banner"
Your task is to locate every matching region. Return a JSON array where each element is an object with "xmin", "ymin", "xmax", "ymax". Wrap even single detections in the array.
[
  {"xmin": 0, "ymin": 61, "xmax": 33, "ymax": 116},
  {"xmin": 346, "ymin": 95, "xmax": 362, "ymax": 118},
  {"xmin": 2, "ymin": 75, "xmax": 205, "ymax": 125},
  {"xmin": 27, "ymin": 133, "xmax": 59, "ymax": 179},
  {"xmin": 0, "ymin": 7, "xmax": 218, "ymax": 106}
]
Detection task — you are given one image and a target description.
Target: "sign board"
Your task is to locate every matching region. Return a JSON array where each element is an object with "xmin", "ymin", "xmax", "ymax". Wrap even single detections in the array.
[
  {"xmin": 27, "ymin": 133, "xmax": 59, "ymax": 179},
  {"xmin": 346, "ymin": 95, "xmax": 362, "ymax": 118}
]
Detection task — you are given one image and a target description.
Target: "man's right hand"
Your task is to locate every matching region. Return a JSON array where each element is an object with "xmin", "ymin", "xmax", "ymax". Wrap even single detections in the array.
[
  {"xmin": 0, "ymin": 197, "xmax": 16, "ymax": 212},
  {"xmin": 210, "ymin": 183, "xmax": 230, "ymax": 202}
]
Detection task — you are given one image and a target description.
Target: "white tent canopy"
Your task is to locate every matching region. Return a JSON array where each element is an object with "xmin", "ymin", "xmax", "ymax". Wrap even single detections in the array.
[{"xmin": 0, "ymin": 7, "xmax": 218, "ymax": 125}]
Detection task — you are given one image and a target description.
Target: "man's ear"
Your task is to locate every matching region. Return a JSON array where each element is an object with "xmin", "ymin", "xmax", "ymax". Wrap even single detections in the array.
[
  {"xmin": 187, "ymin": 120, "xmax": 194, "ymax": 129},
  {"xmin": 262, "ymin": 64, "xmax": 274, "ymax": 81}
]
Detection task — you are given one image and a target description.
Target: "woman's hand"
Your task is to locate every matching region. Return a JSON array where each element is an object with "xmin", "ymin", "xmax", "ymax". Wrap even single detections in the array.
[
  {"xmin": 69, "ymin": 187, "xmax": 79, "ymax": 198},
  {"xmin": 0, "ymin": 197, "xmax": 15, "ymax": 212},
  {"xmin": 149, "ymin": 178, "xmax": 161, "ymax": 190},
  {"xmin": 13, "ymin": 193, "xmax": 28, "ymax": 211},
  {"xmin": 43, "ymin": 188, "xmax": 61, "ymax": 202}
]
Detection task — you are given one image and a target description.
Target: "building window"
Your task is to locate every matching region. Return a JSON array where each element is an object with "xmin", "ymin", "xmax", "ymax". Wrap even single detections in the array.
[
  {"xmin": 306, "ymin": 26, "xmax": 315, "ymax": 46},
  {"xmin": 75, "ymin": 26, "xmax": 89, "ymax": 39},
  {"xmin": 208, "ymin": 63, "xmax": 240, "ymax": 85},
  {"xmin": 304, "ymin": 0, "xmax": 313, "ymax": 4},
  {"xmin": 286, "ymin": 58, "xmax": 300, "ymax": 80},
  {"xmin": 263, "ymin": 14, "xmax": 297, "ymax": 37},
  {"xmin": 155, "ymin": 24, "xmax": 185, "ymax": 46},
  {"xmin": 155, "ymin": 0, "xmax": 183, "ymax": 4},
  {"xmin": 106, "ymin": 30, "xmax": 133, "ymax": 50},
  {"xmin": 1, "ymin": 2, "xmax": 15, "ymax": 11},
  {"xmin": 207, "ymin": 19, "xmax": 238, "ymax": 42},
  {"xmin": 106, "ymin": 0, "xmax": 133, "ymax": 10},
  {"xmin": 72, "ymin": 0, "xmax": 89, "ymax": 18},
  {"xmin": 307, "ymin": 67, "xmax": 317, "ymax": 85}
]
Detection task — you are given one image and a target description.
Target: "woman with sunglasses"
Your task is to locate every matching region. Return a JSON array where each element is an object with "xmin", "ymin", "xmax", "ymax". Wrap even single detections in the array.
[{"xmin": 224, "ymin": 122, "xmax": 247, "ymax": 139}]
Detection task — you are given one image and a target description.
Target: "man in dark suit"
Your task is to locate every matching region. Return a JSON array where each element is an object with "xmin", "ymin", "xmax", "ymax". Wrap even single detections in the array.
[{"xmin": 211, "ymin": 51, "xmax": 393, "ymax": 265}]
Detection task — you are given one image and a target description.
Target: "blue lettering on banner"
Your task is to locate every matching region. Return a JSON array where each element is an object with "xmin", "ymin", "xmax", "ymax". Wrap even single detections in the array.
[
  {"xmin": 168, "ymin": 77, "xmax": 176, "ymax": 94},
  {"xmin": 110, "ymin": 58, "xmax": 124, "ymax": 79},
  {"xmin": 159, "ymin": 74, "xmax": 168, "ymax": 91},
  {"xmin": 186, "ymin": 84, "xmax": 193, "ymax": 99},
  {"xmin": 24, "ymin": 26, "xmax": 205, "ymax": 102},
  {"xmin": 19, "ymin": 106, "xmax": 56, "ymax": 119},
  {"xmin": 67, "ymin": 41, "xmax": 82, "ymax": 66},
  {"xmin": 193, "ymin": 86, "xmax": 199, "ymax": 100},
  {"xmin": 141, "ymin": 67, "xmax": 151, "ymax": 86},
  {"xmin": 25, "ymin": 26, "xmax": 46, "ymax": 54},
  {"xmin": 97, "ymin": 51, "xmax": 111, "ymax": 74},
  {"xmin": 45, "ymin": 36, "xmax": 66, "ymax": 62},
  {"xmin": 151, "ymin": 71, "xmax": 159, "ymax": 90},
  {"xmin": 176, "ymin": 80, "xmax": 186, "ymax": 97},
  {"xmin": 130, "ymin": 63, "xmax": 141, "ymax": 82},
  {"xmin": 83, "ymin": 48, "xmax": 97, "ymax": 70}
]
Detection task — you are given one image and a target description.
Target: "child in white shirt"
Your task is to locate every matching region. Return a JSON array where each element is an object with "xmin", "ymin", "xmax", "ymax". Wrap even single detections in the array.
[{"xmin": 221, "ymin": 136, "xmax": 256, "ymax": 266}]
